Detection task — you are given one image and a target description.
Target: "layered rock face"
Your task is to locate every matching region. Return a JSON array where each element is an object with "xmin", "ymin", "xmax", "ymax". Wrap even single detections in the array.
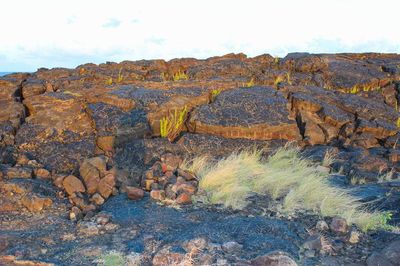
[{"xmin": 1, "ymin": 53, "xmax": 399, "ymax": 173}]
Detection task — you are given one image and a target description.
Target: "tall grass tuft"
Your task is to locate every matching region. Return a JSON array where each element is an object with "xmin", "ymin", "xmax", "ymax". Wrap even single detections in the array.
[{"xmin": 190, "ymin": 146, "xmax": 393, "ymax": 231}]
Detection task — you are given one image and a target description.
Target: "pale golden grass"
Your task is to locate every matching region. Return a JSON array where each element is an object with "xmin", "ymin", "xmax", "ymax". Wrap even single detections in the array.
[{"xmin": 188, "ymin": 146, "xmax": 391, "ymax": 232}]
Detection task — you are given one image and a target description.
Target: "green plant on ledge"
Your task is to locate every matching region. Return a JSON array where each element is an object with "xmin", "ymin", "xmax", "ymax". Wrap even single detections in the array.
[
  {"xmin": 210, "ymin": 89, "xmax": 221, "ymax": 102},
  {"xmin": 173, "ymin": 70, "xmax": 189, "ymax": 81},
  {"xmin": 117, "ymin": 67, "xmax": 123, "ymax": 83},
  {"xmin": 160, "ymin": 106, "xmax": 188, "ymax": 141},
  {"xmin": 105, "ymin": 77, "xmax": 113, "ymax": 85},
  {"xmin": 243, "ymin": 78, "xmax": 255, "ymax": 87}
]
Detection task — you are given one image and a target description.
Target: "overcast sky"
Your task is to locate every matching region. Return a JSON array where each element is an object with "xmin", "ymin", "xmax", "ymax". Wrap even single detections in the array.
[{"xmin": 0, "ymin": 0, "xmax": 399, "ymax": 71}]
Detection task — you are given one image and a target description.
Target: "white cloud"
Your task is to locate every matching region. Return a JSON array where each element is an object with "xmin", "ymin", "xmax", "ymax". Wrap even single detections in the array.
[{"xmin": 0, "ymin": 0, "xmax": 399, "ymax": 71}]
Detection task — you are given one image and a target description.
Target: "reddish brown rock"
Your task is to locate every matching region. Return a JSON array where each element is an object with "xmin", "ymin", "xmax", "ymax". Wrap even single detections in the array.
[
  {"xmin": 62, "ymin": 175, "xmax": 85, "ymax": 196},
  {"xmin": 150, "ymin": 189, "xmax": 166, "ymax": 201},
  {"xmin": 34, "ymin": 168, "xmax": 51, "ymax": 179},
  {"xmin": 97, "ymin": 173, "xmax": 116, "ymax": 199},
  {"xmin": 21, "ymin": 196, "xmax": 53, "ymax": 213},
  {"xmin": 0, "ymin": 255, "xmax": 55, "ymax": 266},
  {"xmin": 176, "ymin": 192, "xmax": 192, "ymax": 205},
  {"xmin": 79, "ymin": 160, "xmax": 101, "ymax": 194},
  {"xmin": 90, "ymin": 193, "xmax": 105, "ymax": 205},
  {"xmin": 152, "ymin": 251, "xmax": 185, "ymax": 266},
  {"xmin": 126, "ymin": 186, "xmax": 144, "ymax": 200},
  {"xmin": 160, "ymin": 153, "xmax": 182, "ymax": 171}
]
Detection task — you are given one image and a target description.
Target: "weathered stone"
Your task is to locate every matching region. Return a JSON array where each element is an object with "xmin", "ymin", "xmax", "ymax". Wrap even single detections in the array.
[
  {"xmin": 316, "ymin": 220, "xmax": 329, "ymax": 231},
  {"xmin": 5, "ymin": 166, "xmax": 32, "ymax": 179},
  {"xmin": 330, "ymin": 217, "xmax": 348, "ymax": 234},
  {"xmin": 303, "ymin": 234, "xmax": 323, "ymax": 251},
  {"xmin": 188, "ymin": 87, "xmax": 300, "ymax": 141},
  {"xmin": 222, "ymin": 241, "xmax": 243, "ymax": 253},
  {"xmin": 150, "ymin": 189, "xmax": 166, "ymax": 201},
  {"xmin": 77, "ymin": 221, "xmax": 99, "ymax": 236},
  {"xmin": 126, "ymin": 186, "xmax": 144, "ymax": 200},
  {"xmin": 152, "ymin": 250, "xmax": 185, "ymax": 266},
  {"xmin": 22, "ymin": 79, "xmax": 46, "ymax": 98},
  {"xmin": 91, "ymin": 193, "xmax": 105, "ymax": 205},
  {"xmin": 62, "ymin": 175, "xmax": 85, "ymax": 196},
  {"xmin": 69, "ymin": 206, "xmax": 82, "ymax": 221},
  {"xmin": 175, "ymin": 192, "xmax": 192, "ymax": 205},
  {"xmin": 160, "ymin": 153, "xmax": 182, "ymax": 171},
  {"xmin": 0, "ymin": 255, "xmax": 55, "ymax": 266},
  {"xmin": 79, "ymin": 160, "xmax": 101, "ymax": 194},
  {"xmin": 34, "ymin": 168, "xmax": 51, "ymax": 179},
  {"xmin": 251, "ymin": 251, "xmax": 298, "ymax": 266},
  {"xmin": 21, "ymin": 196, "xmax": 52, "ymax": 213},
  {"xmin": 97, "ymin": 173, "xmax": 115, "ymax": 199}
]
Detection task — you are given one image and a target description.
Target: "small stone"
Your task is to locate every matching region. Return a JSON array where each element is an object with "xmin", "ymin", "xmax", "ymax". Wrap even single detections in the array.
[
  {"xmin": 152, "ymin": 250, "xmax": 185, "ymax": 266},
  {"xmin": 330, "ymin": 217, "xmax": 348, "ymax": 234},
  {"xmin": 316, "ymin": 220, "xmax": 329, "ymax": 231},
  {"xmin": 69, "ymin": 206, "xmax": 82, "ymax": 221},
  {"xmin": 251, "ymin": 251, "xmax": 298, "ymax": 266},
  {"xmin": 0, "ymin": 236, "xmax": 8, "ymax": 252},
  {"xmin": 173, "ymin": 182, "xmax": 197, "ymax": 195},
  {"xmin": 35, "ymin": 168, "xmax": 51, "ymax": 179},
  {"xmin": 304, "ymin": 249, "xmax": 315, "ymax": 258},
  {"xmin": 16, "ymin": 154, "xmax": 30, "ymax": 165},
  {"xmin": 53, "ymin": 174, "xmax": 65, "ymax": 188},
  {"xmin": 145, "ymin": 179, "xmax": 155, "ymax": 191},
  {"xmin": 104, "ymin": 223, "xmax": 119, "ymax": 231},
  {"xmin": 316, "ymin": 165, "xmax": 331, "ymax": 174},
  {"xmin": 91, "ymin": 193, "xmax": 105, "ymax": 205},
  {"xmin": 182, "ymin": 237, "xmax": 208, "ymax": 254},
  {"xmin": 95, "ymin": 213, "xmax": 111, "ymax": 225},
  {"xmin": 77, "ymin": 221, "xmax": 99, "ymax": 236},
  {"xmin": 150, "ymin": 190, "xmax": 166, "ymax": 201},
  {"xmin": 63, "ymin": 175, "xmax": 85, "ymax": 196},
  {"xmin": 160, "ymin": 153, "xmax": 183, "ymax": 171},
  {"xmin": 27, "ymin": 160, "xmax": 43, "ymax": 168},
  {"xmin": 303, "ymin": 234, "xmax": 323, "ymax": 251},
  {"xmin": 177, "ymin": 169, "xmax": 197, "ymax": 181},
  {"xmin": 176, "ymin": 192, "xmax": 192, "ymax": 205},
  {"xmin": 222, "ymin": 241, "xmax": 243, "ymax": 253},
  {"xmin": 348, "ymin": 230, "xmax": 360, "ymax": 244},
  {"xmin": 126, "ymin": 186, "xmax": 144, "ymax": 200}
]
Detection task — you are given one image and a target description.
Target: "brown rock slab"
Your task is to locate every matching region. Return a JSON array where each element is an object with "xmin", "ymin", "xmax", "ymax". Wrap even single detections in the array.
[
  {"xmin": 21, "ymin": 196, "xmax": 53, "ymax": 213},
  {"xmin": 126, "ymin": 186, "xmax": 144, "ymax": 200},
  {"xmin": 97, "ymin": 173, "xmax": 115, "ymax": 199},
  {"xmin": 188, "ymin": 87, "xmax": 300, "ymax": 141},
  {"xmin": 251, "ymin": 251, "xmax": 298, "ymax": 266},
  {"xmin": 62, "ymin": 175, "xmax": 85, "ymax": 196}
]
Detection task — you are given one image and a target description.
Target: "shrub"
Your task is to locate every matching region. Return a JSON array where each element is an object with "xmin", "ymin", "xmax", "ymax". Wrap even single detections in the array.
[
  {"xmin": 173, "ymin": 70, "xmax": 189, "ymax": 81},
  {"xmin": 243, "ymin": 78, "xmax": 255, "ymax": 87},
  {"xmin": 188, "ymin": 146, "xmax": 393, "ymax": 231},
  {"xmin": 210, "ymin": 89, "xmax": 221, "ymax": 102},
  {"xmin": 105, "ymin": 77, "xmax": 113, "ymax": 85},
  {"xmin": 100, "ymin": 251, "xmax": 126, "ymax": 266},
  {"xmin": 159, "ymin": 106, "xmax": 188, "ymax": 141},
  {"xmin": 117, "ymin": 67, "xmax": 123, "ymax": 83}
]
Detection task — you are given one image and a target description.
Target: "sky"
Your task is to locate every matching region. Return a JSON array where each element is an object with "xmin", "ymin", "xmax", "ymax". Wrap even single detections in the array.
[{"xmin": 0, "ymin": 0, "xmax": 399, "ymax": 72}]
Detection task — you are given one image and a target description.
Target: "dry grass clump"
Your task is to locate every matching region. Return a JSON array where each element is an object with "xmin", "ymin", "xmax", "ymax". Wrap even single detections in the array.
[{"xmin": 186, "ymin": 146, "xmax": 392, "ymax": 231}]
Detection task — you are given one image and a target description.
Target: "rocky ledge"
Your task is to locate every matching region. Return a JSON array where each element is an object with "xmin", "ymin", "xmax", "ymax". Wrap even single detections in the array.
[{"xmin": 0, "ymin": 52, "xmax": 400, "ymax": 265}]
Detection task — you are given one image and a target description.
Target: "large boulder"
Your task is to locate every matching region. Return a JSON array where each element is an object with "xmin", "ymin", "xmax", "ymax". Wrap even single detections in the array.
[{"xmin": 188, "ymin": 87, "xmax": 300, "ymax": 141}]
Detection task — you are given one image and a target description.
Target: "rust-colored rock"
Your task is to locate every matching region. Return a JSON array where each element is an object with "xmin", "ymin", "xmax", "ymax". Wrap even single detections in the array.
[
  {"xmin": 62, "ymin": 175, "xmax": 85, "ymax": 196},
  {"xmin": 21, "ymin": 196, "xmax": 53, "ymax": 213},
  {"xmin": 97, "ymin": 173, "xmax": 116, "ymax": 199},
  {"xmin": 126, "ymin": 186, "xmax": 144, "ymax": 200}
]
